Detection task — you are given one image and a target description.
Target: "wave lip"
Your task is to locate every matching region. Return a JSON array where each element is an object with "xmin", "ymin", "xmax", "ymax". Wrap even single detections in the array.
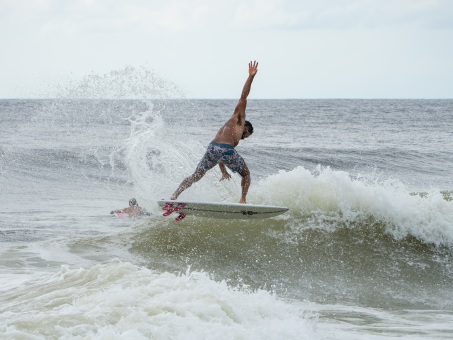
[{"xmin": 254, "ymin": 166, "xmax": 453, "ymax": 247}]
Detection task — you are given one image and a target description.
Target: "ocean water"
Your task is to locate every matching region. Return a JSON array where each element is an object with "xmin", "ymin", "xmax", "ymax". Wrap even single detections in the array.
[{"xmin": 1, "ymin": 74, "xmax": 453, "ymax": 339}]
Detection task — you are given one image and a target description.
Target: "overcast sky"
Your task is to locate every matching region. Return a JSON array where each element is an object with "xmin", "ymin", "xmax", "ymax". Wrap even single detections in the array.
[{"xmin": 1, "ymin": 0, "xmax": 452, "ymax": 99}]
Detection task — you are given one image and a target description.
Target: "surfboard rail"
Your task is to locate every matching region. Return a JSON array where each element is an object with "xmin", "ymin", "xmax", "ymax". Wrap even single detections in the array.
[{"xmin": 158, "ymin": 200, "xmax": 288, "ymax": 220}]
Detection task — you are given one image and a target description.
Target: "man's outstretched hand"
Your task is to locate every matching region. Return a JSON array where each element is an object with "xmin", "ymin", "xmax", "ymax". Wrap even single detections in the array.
[
  {"xmin": 220, "ymin": 172, "xmax": 231, "ymax": 181},
  {"xmin": 249, "ymin": 60, "xmax": 258, "ymax": 76}
]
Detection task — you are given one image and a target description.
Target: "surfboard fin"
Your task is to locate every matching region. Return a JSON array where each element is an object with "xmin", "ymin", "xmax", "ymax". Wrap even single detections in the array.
[{"xmin": 175, "ymin": 213, "xmax": 187, "ymax": 221}]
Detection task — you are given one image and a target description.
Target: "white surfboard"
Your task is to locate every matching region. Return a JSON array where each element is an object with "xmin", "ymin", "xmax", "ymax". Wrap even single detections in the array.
[{"xmin": 158, "ymin": 200, "xmax": 289, "ymax": 221}]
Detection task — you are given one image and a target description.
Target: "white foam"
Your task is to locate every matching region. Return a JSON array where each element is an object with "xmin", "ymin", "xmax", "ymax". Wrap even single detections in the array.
[
  {"xmin": 0, "ymin": 261, "xmax": 316, "ymax": 339},
  {"xmin": 253, "ymin": 166, "xmax": 453, "ymax": 246}
]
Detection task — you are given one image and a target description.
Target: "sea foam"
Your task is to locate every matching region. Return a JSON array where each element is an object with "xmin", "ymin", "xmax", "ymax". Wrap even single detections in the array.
[
  {"xmin": 0, "ymin": 261, "xmax": 316, "ymax": 339},
  {"xmin": 254, "ymin": 166, "xmax": 453, "ymax": 246}
]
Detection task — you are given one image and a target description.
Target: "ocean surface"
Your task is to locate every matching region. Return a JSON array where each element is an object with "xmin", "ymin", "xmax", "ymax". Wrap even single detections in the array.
[{"xmin": 1, "ymin": 75, "xmax": 453, "ymax": 339}]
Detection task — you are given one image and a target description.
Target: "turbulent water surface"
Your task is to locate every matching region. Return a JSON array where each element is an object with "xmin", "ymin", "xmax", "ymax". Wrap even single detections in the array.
[{"xmin": 1, "ymin": 93, "xmax": 452, "ymax": 339}]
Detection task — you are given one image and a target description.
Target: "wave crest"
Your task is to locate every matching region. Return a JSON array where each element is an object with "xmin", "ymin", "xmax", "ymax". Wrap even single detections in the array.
[{"xmin": 255, "ymin": 166, "xmax": 453, "ymax": 246}]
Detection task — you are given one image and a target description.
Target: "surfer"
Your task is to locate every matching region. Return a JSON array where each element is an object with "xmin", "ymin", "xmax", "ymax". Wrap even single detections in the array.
[
  {"xmin": 110, "ymin": 198, "xmax": 149, "ymax": 217},
  {"xmin": 171, "ymin": 60, "xmax": 258, "ymax": 204}
]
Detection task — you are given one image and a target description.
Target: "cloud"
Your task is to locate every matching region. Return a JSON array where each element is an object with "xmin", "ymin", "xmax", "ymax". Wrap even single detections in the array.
[
  {"xmin": 2, "ymin": 0, "xmax": 452, "ymax": 37},
  {"xmin": 319, "ymin": 0, "xmax": 453, "ymax": 29},
  {"xmin": 233, "ymin": 0, "xmax": 453, "ymax": 30},
  {"xmin": 147, "ymin": 2, "xmax": 210, "ymax": 31},
  {"xmin": 0, "ymin": 0, "xmax": 452, "ymax": 98},
  {"xmin": 233, "ymin": 0, "xmax": 308, "ymax": 29}
]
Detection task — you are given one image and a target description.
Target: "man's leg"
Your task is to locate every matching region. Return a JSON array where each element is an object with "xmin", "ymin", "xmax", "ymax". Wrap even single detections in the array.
[
  {"xmin": 238, "ymin": 164, "xmax": 251, "ymax": 204},
  {"xmin": 170, "ymin": 168, "xmax": 206, "ymax": 200}
]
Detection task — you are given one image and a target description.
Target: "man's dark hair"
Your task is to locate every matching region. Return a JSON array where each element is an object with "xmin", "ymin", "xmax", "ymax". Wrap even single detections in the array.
[{"xmin": 245, "ymin": 120, "xmax": 254, "ymax": 134}]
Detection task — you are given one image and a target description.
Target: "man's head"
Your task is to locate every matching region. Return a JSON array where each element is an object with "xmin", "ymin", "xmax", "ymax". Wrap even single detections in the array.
[
  {"xmin": 242, "ymin": 120, "xmax": 254, "ymax": 139},
  {"xmin": 129, "ymin": 198, "xmax": 138, "ymax": 207}
]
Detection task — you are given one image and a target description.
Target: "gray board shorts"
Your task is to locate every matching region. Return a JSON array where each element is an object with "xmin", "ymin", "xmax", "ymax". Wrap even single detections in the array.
[{"xmin": 196, "ymin": 142, "xmax": 245, "ymax": 173}]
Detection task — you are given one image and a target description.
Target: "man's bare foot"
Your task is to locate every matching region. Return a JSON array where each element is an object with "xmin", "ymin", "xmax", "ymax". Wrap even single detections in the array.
[
  {"xmin": 170, "ymin": 194, "xmax": 177, "ymax": 200},
  {"xmin": 239, "ymin": 198, "xmax": 246, "ymax": 204}
]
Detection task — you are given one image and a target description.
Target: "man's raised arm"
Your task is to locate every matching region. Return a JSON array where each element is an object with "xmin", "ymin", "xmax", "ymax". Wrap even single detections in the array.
[{"xmin": 234, "ymin": 61, "xmax": 259, "ymax": 123}]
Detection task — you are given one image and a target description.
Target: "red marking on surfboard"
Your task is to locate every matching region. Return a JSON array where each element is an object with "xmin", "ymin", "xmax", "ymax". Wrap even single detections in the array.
[
  {"xmin": 162, "ymin": 203, "xmax": 174, "ymax": 211},
  {"xmin": 162, "ymin": 203, "xmax": 174, "ymax": 216},
  {"xmin": 173, "ymin": 203, "xmax": 186, "ymax": 211}
]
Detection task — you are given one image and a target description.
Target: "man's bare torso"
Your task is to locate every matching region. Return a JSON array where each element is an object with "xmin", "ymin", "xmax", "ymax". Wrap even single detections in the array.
[{"xmin": 212, "ymin": 116, "xmax": 244, "ymax": 147}]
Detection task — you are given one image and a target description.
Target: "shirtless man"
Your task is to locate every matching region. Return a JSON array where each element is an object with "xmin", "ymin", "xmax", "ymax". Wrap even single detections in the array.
[
  {"xmin": 171, "ymin": 60, "xmax": 259, "ymax": 204},
  {"xmin": 110, "ymin": 198, "xmax": 149, "ymax": 217}
]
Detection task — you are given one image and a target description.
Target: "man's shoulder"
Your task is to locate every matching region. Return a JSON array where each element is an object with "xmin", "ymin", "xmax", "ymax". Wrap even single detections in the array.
[{"xmin": 225, "ymin": 114, "xmax": 245, "ymax": 127}]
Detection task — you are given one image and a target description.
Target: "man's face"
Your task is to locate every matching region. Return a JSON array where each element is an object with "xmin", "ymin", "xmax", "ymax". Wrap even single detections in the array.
[{"xmin": 241, "ymin": 127, "xmax": 252, "ymax": 139}]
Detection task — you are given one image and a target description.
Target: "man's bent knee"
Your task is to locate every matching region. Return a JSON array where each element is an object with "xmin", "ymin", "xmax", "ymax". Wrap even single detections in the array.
[{"xmin": 239, "ymin": 165, "xmax": 250, "ymax": 179}]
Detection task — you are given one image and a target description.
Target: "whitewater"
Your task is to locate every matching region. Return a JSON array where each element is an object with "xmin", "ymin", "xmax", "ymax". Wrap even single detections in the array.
[{"xmin": 1, "ymin": 68, "xmax": 452, "ymax": 339}]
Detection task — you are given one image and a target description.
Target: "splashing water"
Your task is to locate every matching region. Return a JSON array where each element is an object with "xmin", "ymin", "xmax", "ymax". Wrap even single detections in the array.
[{"xmin": 56, "ymin": 65, "xmax": 184, "ymax": 100}]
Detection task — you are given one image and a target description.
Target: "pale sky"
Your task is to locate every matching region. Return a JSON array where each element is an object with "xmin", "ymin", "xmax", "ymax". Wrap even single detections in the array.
[{"xmin": 1, "ymin": 0, "xmax": 452, "ymax": 99}]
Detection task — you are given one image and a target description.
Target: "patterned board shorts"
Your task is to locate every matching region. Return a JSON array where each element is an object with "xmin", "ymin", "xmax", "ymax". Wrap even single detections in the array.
[{"xmin": 196, "ymin": 142, "xmax": 246, "ymax": 173}]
